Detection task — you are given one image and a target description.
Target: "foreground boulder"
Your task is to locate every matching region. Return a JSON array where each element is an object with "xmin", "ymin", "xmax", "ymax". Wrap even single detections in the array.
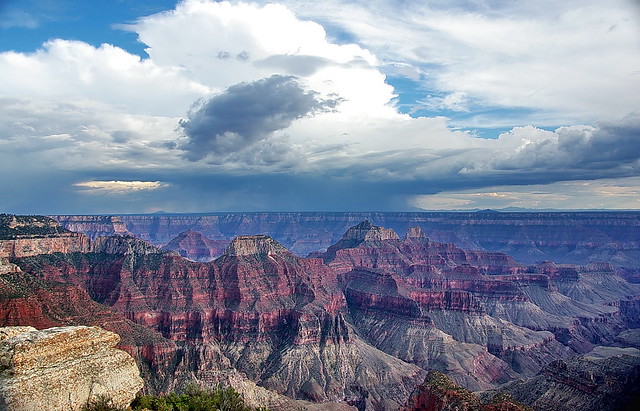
[{"xmin": 0, "ymin": 325, "xmax": 143, "ymax": 410}]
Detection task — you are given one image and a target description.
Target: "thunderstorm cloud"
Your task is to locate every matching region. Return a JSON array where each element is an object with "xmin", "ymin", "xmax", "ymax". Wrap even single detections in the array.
[{"xmin": 179, "ymin": 75, "xmax": 341, "ymax": 161}]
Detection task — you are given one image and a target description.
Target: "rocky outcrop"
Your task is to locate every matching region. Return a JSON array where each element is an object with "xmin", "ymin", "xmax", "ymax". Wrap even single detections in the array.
[
  {"xmin": 342, "ymin": 220, "xmax": 400, "ymax": 242},
  {"xmin": 317, "ymin": 222, "xmax": 523, "ymax": 276},
  {"xmin": 0, "ymin": 215, "xmax": 90, "ymax": 258},
  {"xmin": 92, "ymin": 234, "xmax": 164, "ymax": 256},
  {"xmin": 1, "ymin": 214, "xmax": 70, "ymax": 238},
  {"xmin": 0, "ymin": 233, "xmax": 90, "ymax": 258},
  {"xmin": 405, "ymin": 226, "xmax": 426, "ymax": 239},
  {"xmin": 0, "ymin": 325, "xmax": 143, "ymax": 410},
  {"xmin": 402, "ymin": 371, "xmax": 530, "ymax": 411},
  {"xmin": 499, "ymin": 346, "xmax": 640, "ymax": 411},
  {"xmin": 225, "ymin": 235, "xmax": 290, "ymax": 257},
  {"xmin": 49, "ymin": 215, "xmax": 132, "ymax": 239},
  {"xmin": 161, "ymin": 230, "xmax": 228, "ymax": 261}
]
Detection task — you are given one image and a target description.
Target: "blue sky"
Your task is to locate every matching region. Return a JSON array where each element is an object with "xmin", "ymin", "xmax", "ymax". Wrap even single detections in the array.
[
  {"xmin": 0, "ymin": 1, "xmax": 176, "ymax": 55},
  {"xmin": 1, "ymin": 0, "xmax": 639, "ymax": 213}
]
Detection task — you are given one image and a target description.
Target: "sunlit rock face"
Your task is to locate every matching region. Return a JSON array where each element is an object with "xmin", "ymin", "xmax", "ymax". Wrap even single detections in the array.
[
  {"xmin": 49, "ymin": 215, "xmax": 132, "ymax": 239},
  {"xmin": 0, "ymin": 326, "xmax": 143, "ymax": 411},
  {"xmin": 224, "ymin": 235, "xmax": 289, "ymax": 257},
  {"xmin": 0, "ymin": 214, "xmax": 90, "ymax": 258}
]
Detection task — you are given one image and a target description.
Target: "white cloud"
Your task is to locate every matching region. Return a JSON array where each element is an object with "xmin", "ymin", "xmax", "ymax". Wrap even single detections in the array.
[
  {"xmin": 0, "ymin": 39, "xmax": 209, "ymax": 116},
  {"xmin": 129, "ymin": 0, "xmax": 398, "ymax": 119},
  {"xmin": 267, "ymin": 0, "xmax": 640, "ymax": 126},
  {"xmin": 410, "ymin": 177, "xmax": 640, "ymax": 210},
  {"xmin": 74, "ymin": 180, "xmax": 167, "ymax": 194},
  {"xmin": 418, "ymin": 92, "xmax": 470, "ymax": 113},
  {"xmin": 0, "ymin": 97, "xmax": 181, "ymax": 171}
]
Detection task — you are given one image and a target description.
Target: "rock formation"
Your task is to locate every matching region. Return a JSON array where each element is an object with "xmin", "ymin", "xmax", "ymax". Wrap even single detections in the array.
[
  {"xmin": 4, "ymin": 215, "xmax": 640, "ymax": 410},
  {"xmin": 497, "ymin": 346, "xmax": 640, "ymax": 411},
  {"xmin": 51, "ymin": 212, "xmax": 640, "ymax": 269},
  {"xmin": 0, "ymin": 214, "xmax": 90, "ymax": 258},
  {"xmin": 47, "ymin": 215, "xmax": 132, "ymax": 239},
  {"xmin": 0, "ymin": 325, "xmax": 143, "ymax": 410},
  {"xmin": 161, "ymin": 230, "xmax": 228, "ymax": 261},
  {"xmin": 401, "ymin": 371, "xmax": 530, "ymax": 411},
  {"xmin": 224, "ymin": 234, "xmax": 289, "ymax": 256},
  {"xmin": 4, "ymin": 225, "xmax": 425, "ymax": 408}
]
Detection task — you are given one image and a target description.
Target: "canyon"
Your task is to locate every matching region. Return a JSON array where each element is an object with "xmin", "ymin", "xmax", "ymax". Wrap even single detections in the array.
[
  {"xmin": 52, "ymin": 212, "xmax": 640, "ymax": 270},
  {"xmin": 1, "ymin": 213, "xmax": 640, "ymax": 410}
]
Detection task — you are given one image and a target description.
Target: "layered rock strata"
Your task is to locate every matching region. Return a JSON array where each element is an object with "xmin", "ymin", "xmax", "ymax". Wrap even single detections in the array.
[
  {"xmin": 10, "ymin": 232, "xmax": 425, "ymax": 409},
  {"xmin": 498, "ymin": 346, "xmax": 640, "ymax": 411},
  {"xmin": 47, "ymin": 215, "xmax": 132, "ymax": 239},
  {"xmin": 51, "ymin": 212, "xmax": 640, "ymax": 268},
  {"xmin": 0, "ymin": 326, "xmax": 143, "ymax": 410},
  {"xmin": 0, "ymin": 214, "xmax": 89, "ymax": 258},
  {"xmin": 4, "ymin": 215, "xmax": 640, "ymax": 410},
  {"xmin": 161, "ymin": 230, "xmax": 228, "ymax": 261},
  {"xmin": 316, "ymin": 222, "xmax": 637, "ymax": 389}
]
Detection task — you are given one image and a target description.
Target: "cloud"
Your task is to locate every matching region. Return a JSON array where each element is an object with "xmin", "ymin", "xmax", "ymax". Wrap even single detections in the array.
[
  {"xmin": 0, "ymin": 8, "xmax": 39, "ymax": 29},
  {"xmin": 0, "ymin": 39, "xmax": 209, "ymax": 116},
  {"xmin": 410, "ymin": 177, "xmax": 640, "ymax": 210},
  {"xmin": 482, "ymin": 113, "xmax": 640, "ymax": 178},
  {"xmin": 0, "ymin": 97, "xmax": 182, "ymax": 173},
  {"xmin": 74, "ymin": 180, "xmax": 167, "ymax": 194},
  {"xmin": 128, "ymin": 0, "xmax": 397, "ymax": 119},
  {"xmin": 0, "ymin": 0, "xmax": 638, "ymax": 213},
  {"xmin": 179, "ymin": 75, "xmax": 341, "ymax": 160},
  {"xmin": 419, "ymin": 91, "xmax": 470, "ymax": 113},
  {"xmin": 269, "ymin": 0, "xmax": 640, "ymax": 126},
  {"xmin": 254, "ymin": 54, "xmax": 333, "ymax": 76}
]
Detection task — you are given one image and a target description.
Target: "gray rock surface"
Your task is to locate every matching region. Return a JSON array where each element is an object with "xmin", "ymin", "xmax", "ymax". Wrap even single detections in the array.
[{"xmin": 0, "ymin": 325, "xmax": 143, "ymax": 410}]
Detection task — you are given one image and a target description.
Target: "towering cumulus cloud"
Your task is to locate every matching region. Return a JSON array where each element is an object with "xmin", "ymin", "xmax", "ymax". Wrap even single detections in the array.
[{"xmin": 179, "ymin": 75, "xmax": 340, "ymax": 161}]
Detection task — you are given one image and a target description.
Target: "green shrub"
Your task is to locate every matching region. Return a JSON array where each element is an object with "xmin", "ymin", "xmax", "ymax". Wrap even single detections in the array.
[
  {"xmin": 130, "ymin": 383, "xmax": 269, "ymax": 411},
  {"xmin": 82, "ymin": 395, "xmax": 126, "ymax": 411}
]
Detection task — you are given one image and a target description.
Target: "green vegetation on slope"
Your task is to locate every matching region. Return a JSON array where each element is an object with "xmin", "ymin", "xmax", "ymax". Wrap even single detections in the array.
[
  {"xmin": 84, "ymin": 384, "xmax": 269, "ymax": 411},
  {"xmin": 0, "ymin": 214, "xmax": 70, "ymax": 239},
  {"xmin": 412, "ymin": 371, "xmax": 532, "ymax": 411}
]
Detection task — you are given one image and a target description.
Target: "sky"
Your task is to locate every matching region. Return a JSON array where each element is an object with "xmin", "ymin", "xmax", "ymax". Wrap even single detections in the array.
[{"xmin": 1, "ymin": 0, "xmax": 639, "ymax": 213}]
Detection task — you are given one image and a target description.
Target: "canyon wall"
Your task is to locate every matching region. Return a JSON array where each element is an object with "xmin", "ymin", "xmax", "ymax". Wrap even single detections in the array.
[
  {"xmin": 1, "ymin": 214, "xmax": 90, "ymax": 258},
  {"xmin": 498, "ymin": 346, "xmax": 640, "ymax": 411},
  {"xmin": 4, "ymin": 215, "xmax": 640, "ymax": 410},
  {"xmin": 51, "ymin": 212, "xmax": 640, "ymax": 269}
]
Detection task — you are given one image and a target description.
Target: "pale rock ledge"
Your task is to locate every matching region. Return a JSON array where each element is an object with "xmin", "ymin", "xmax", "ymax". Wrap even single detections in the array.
[{"xmin": 0, "ymin": 325, "xmax": 143, "ymax": 410}]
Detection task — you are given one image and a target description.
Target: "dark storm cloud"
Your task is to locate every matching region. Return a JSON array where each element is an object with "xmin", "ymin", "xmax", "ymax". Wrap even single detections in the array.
[
  {"xmin": 480, "ymin": 113, "xmax": 640, "ymax": 185},
  {"xmin": 179, "ymin": 75, "xmax": 341, "ymax": 161},
  {"xmin": 577, "ymin": 114, "xmax": 640, "ymax": 164}
]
